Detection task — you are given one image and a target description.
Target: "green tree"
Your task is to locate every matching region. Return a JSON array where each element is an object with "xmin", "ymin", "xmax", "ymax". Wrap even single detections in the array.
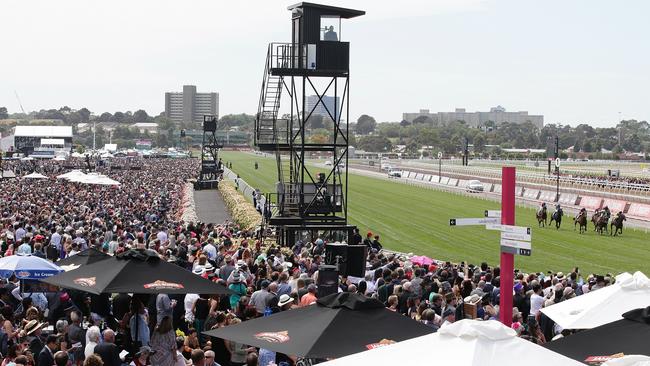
[
  {"xmin": 412, "ymin": 115, "xmax": 434, "ymax": 125},
  {"xmin": 78, "ymin": 108, "xmax": 91, "ymax": 122},
  {"xmin": 355, "ymin": 114, "xmax": 377, "ymax": 135},
  {"xmin": 98, "ymin": 112, "xmax": 112, "ymax": 122},
  {"xmin": 133, "ymin": 109, "xmax": 150, "ymax": 122},
  {"xmin": 111, "ymin": 112, "xmax": 126, "ymax": 123},
  {"xmin": 0, "ymin": 107, "xmax": 8, "ymax": 119},
  {"xmin": 473, "ymin": 134, "xmax": 486, "ymax": 153},
  {"xmin": 357, "ymin": 135, "xmax": 392, "ymax": 152}
]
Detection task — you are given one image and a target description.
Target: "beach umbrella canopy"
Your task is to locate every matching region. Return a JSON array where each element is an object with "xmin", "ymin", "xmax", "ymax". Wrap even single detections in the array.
[
  {"xmin": 203, "ymin": 292, "xmax": 434, "ymax": 359},
  {"xmin": 0, "ymin": 254, "xmax": 63, "ymax": 280},
  {"xmin": 545, "ymin": 307, "xmax": 650, "ymax": 364},
  {"xmin": 541, "ymin": 271, "xmax": 650, "ymax": 329},
  {"xmin": 56, "ymin": 170, "xmax": 87, "ymax": 180},
  {"xmin": 42, "ymin": 249, "xmax": 232, "ymax": 295},
  {"xmin": 56, "ymin": 248, "xmax": 111, "ymax": 271},
  {"xmin": 23, "ymin": 172, "xmax": 48, "ymax": 179},
  {"xmin": 320, "ymin": 319, "xmax": 584, "ymax": 366}
]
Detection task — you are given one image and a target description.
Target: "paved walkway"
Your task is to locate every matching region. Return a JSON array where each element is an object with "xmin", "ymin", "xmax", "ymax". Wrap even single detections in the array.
[{"xmin": 193, "ymin": 189, "xmax": 232, "ymax": 224}]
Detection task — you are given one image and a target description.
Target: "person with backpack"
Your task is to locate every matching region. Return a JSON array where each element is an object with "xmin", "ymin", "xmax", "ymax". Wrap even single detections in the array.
[{"xmin": 228, "ymin": 271, "xmax": 248, "ymax": 310}]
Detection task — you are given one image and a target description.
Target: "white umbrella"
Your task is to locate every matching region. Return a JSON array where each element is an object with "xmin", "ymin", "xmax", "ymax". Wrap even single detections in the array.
[
  {"xmin": 23, "ymin": 172, "xmax": 48, "ymax": 179},
  {"xmin": 541, "ymin": 271, "xmax": 650, "ymax": 330},
  {"xmin": 20, "ymin": 156, "xmax": 34, "ymax": 161},
  {"xmin": 56, "ymin": 170, "xmax": 87, "ymax": 180},
  {"xmin": 53, "ymin": 156, "xmax": 66, "ymax": 161},
  {"xmin": 319, "ymin": 320, "xmax": 583, "ymax": 366}
]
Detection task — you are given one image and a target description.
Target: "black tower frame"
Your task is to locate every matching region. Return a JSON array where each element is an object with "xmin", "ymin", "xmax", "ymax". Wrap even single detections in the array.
[
  {"xmin": 255, "ymin": 3, "xmax": 364, "ymax": 245},
  {"xmin": 196, "ymin": 115, "xmax": 223, "ymax": 190}
]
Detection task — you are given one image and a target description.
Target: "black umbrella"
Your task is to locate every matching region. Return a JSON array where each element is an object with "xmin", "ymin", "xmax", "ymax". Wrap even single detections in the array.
[
  {"xmin": 56, "ymin": 248, "xmax": 110, "ymax": 268},
  {"xmin": 203, "ymin": 292, "xmax": 434, "ymax": 359},
  {"xmin": 545, "ymin": 307, "xmax": 650, "ymax": 364},
  {"xmin": 42, "ymin": 249, "xmax": 232, "ymax": 295}
]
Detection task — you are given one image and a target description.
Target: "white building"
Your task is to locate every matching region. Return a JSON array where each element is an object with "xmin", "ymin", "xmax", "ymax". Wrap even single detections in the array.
[{"xmin": 403, "ymin": 106, "xmax": 543, "ymax": 128}]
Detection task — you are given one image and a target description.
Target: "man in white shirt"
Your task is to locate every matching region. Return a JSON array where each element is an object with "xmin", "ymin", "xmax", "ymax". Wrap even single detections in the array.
[
  {"xmin": 202, "ymin": 239, "xmax": 217, "ymax": 261},
  {"xmin": 157, "ymin": 228, "xmax": 168, "ymax": 244},
  {"xmin": 530, "ymin": 284, "xmax": 545, "ymax": 316},
  {"xmin": 50, "ymin": 227, "xmax": 62, "ymax": 252}
]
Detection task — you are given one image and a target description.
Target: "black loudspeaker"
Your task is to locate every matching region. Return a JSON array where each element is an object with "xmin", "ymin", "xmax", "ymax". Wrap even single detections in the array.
[
  {"xmin": 346, "ymin": 245, "xmax": 367, "ymax": 277},
  {"xmin": 325, "ymin": 244, "xmax": 348, "ymax": 275},
  {"xmin": 325, "ymin": 244, "xmax": 367, "ymax": 277},
  {"xmin": 317, "ymin": 265, "xmax": 339, "ymax": 298}
]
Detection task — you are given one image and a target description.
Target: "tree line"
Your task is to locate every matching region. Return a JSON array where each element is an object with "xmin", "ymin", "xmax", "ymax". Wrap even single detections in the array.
[{"xmin": 352, "ymin": 115, "xmax": 650, "ymax": 159}]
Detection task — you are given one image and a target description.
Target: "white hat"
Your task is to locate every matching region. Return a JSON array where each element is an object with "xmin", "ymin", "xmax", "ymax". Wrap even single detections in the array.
[
  {"xmin": 278, "ymin": 294, "xmax": 294, "ymax": 307},
  {"xmin": 192, "ymin": 266, "xmax": 205, "ymax": 275}
]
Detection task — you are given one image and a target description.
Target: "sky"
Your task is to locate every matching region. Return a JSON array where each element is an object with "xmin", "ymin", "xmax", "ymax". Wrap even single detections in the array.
[{"xmin": 0, "ymin": 0, "xmax": 648, "ymax": 127}]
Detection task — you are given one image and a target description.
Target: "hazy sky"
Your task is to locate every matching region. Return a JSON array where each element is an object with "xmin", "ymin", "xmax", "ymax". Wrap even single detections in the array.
[{"xmin": 1, "ymin": 0, "xmax": 648, "ymax": 127}]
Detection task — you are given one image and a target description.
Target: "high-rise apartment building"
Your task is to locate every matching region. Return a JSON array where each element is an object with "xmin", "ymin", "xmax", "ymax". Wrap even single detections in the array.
[
  {"xmin": 402, "ymin": 106, "xmax": 544, "ymax": 128},
  {"xmin": 306, "ymin": 95, "xmax": 340, "ymax": 119},
  {"xmin": 165, "ymin": 85, "xmax": 219, "ymax": 124}
]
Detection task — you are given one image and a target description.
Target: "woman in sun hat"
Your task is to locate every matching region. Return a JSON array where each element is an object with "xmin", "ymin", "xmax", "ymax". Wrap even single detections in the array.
[{"xmin": 228, "ymin": 270, "xmax": 248, "ymax": 310}]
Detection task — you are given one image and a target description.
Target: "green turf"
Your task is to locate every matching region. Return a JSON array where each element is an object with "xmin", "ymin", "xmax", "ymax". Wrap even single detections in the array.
[{"xmin": 220, "ymin": 151, "xmax": 650, "ymax": 275}]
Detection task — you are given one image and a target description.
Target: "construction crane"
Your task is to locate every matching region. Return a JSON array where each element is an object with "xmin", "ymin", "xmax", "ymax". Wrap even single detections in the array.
[{"xmin": 14, "ymin": 90, "xmax": 26, "ymax": 114}]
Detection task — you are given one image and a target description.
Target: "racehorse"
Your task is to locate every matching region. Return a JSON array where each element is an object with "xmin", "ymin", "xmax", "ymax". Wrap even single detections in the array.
[
  {"xmin": 573, "ymin": 211, "xmax": 588, "ymax": 234},
  {"xmin": 549, "ymin": 208, "xmax": 563, "ymax": 230},
  {"xmin": 536, "ymin": 206, "xmax": 548, "ymax": 227},
  {"xmin": 610, "ymin": 213, "xmax": 627, "ymax": 236},
  {"xmin": 591, "ymin": 211, "xmax": 601, "ymax": 231},
  {"xmin": 595, "ymin": 215, "xmax": 609, "ymax": 235}
]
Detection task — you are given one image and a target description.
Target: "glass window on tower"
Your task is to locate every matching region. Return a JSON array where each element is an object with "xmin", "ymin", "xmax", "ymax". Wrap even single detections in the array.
[{"xmin": 320, "ymin": 16, "xmax": 341, "ymax": 41}]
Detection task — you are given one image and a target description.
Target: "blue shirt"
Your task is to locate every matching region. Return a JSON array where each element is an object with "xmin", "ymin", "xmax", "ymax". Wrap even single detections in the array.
[
  {"xmin": 258, "ymin": 348, "xmax": 276, "ymax": 366},
  {"xmin": 130, "ymin": 313, "xmax": 150, "ymax": 346}
]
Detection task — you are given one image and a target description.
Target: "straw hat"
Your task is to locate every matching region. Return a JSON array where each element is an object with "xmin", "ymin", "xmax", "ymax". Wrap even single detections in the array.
[{"xmin": 23, "ymin": 319, "xmax": 46, "ymax": 336}]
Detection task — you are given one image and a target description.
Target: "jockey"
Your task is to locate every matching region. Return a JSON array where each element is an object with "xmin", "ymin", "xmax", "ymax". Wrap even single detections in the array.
[
  {"xmin": 538, "ymin": 202, "xmax": 546, "ymax": 214},
  {"xmin": 603, "ymin": 206, "xmax": 611, "ymax": 219}
]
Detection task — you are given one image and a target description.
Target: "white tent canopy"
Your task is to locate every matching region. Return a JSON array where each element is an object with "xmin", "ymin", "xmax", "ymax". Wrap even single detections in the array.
[
  {"xmin": 56, "ymin": 170, "xmax": 87, "ymax": 180},
  {"xmin": 68, "ymin": 173, "xmax": 120, "ymax": 186},
  {"xmin": 23, "ymin": 172, "xmax": 48, "ymax": 179},
  {"xmin": 320, "ymin": 320, "xmax": 583, "ymax": 366},
  {"xmin": 541, "ymin": 271, "xmax": 650, "ymax": 330}
]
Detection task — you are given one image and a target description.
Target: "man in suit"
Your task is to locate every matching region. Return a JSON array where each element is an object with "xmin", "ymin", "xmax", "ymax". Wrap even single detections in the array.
[
  {"xmin": 94, "ymin": 328, "xmax": 121, "ymax": 366},
  {"xmin": 37, "ymin": 334, "xmax": 59, "ymax": 366}
]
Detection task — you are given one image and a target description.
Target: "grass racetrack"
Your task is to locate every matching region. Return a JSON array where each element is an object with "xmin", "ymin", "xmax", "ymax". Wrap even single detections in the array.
[{"xmin": 220, "ymin": 151, "xmax": 650, "ymax": 275}]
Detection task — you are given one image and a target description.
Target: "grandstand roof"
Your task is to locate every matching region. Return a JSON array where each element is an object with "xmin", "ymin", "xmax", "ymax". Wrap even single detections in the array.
[{"xmin": 14, "ymin": 125, "xmax": 73, "ymax": 138}]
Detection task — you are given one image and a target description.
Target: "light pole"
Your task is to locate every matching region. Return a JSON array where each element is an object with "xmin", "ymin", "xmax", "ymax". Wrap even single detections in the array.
[
  {"xmin": 438, "ymin": 151, "xmax": 442, "ymax": 182},
  {"xmin": 92, "ymin": 121, "xmax": 96, "ymax": 151},
  {"xmin": 555, "ymin": 136, "xmax": 560, "ymax": 202}
]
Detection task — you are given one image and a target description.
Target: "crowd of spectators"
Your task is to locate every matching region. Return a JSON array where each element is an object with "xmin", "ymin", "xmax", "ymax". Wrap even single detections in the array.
[{"xmin": 0, "ymin": 158, "xmax": 619, "ymax": 365}]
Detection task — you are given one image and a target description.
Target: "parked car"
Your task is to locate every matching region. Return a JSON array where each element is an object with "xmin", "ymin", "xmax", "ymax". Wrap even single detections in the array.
[
  {"xmin": 466, "ymin": 180, "xmax": 484, "ymax": 192},
  {"xmin": 388, "ymin": 169, "xmax": 402, "ymax": 178},
  {"xmin": 324, "ymin": 160, "xmax": 332, "ymax": 166}
]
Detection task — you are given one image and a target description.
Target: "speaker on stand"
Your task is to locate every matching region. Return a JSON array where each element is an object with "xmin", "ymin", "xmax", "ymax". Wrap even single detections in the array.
[{"xmin": 317, "ymin": 265, "xmax": 339, "ymax": 298}]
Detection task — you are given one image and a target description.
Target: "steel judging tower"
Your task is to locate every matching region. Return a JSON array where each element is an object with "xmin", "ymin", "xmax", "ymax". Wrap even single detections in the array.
[
  {"xmin": 195, "ymin": 115, "xmax": 223, "ymax": 190},
  {"xmin": 255, "ymin": 3, "xmax": 364, "ymax": 245}
]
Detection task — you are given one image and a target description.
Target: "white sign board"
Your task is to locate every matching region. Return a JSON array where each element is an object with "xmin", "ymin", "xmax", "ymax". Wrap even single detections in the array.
[
  {"xmin": 555, "ymin": 158, "xmax": 561, "ymax": 168},
  {"xmin": 501, "ymin": 231, "xmax": 532, "ymax": 242},
  {"xmin": 486, "ymin": 224, "xmax": 531, "ymax": 236},
  {"xmin": 438, "ymin": 152, "xmax": 443, "ymax": 159},
  {"xmin": 450, "ymin": 217, "xmax": 499, "ymax": 226},
  {"xmin": 500, "ymin": 238, "xmax": 532, "ymax": 250},
  {"xmin": 484, "ymin": 210, "xmax": 501, "ymax": 218}
]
